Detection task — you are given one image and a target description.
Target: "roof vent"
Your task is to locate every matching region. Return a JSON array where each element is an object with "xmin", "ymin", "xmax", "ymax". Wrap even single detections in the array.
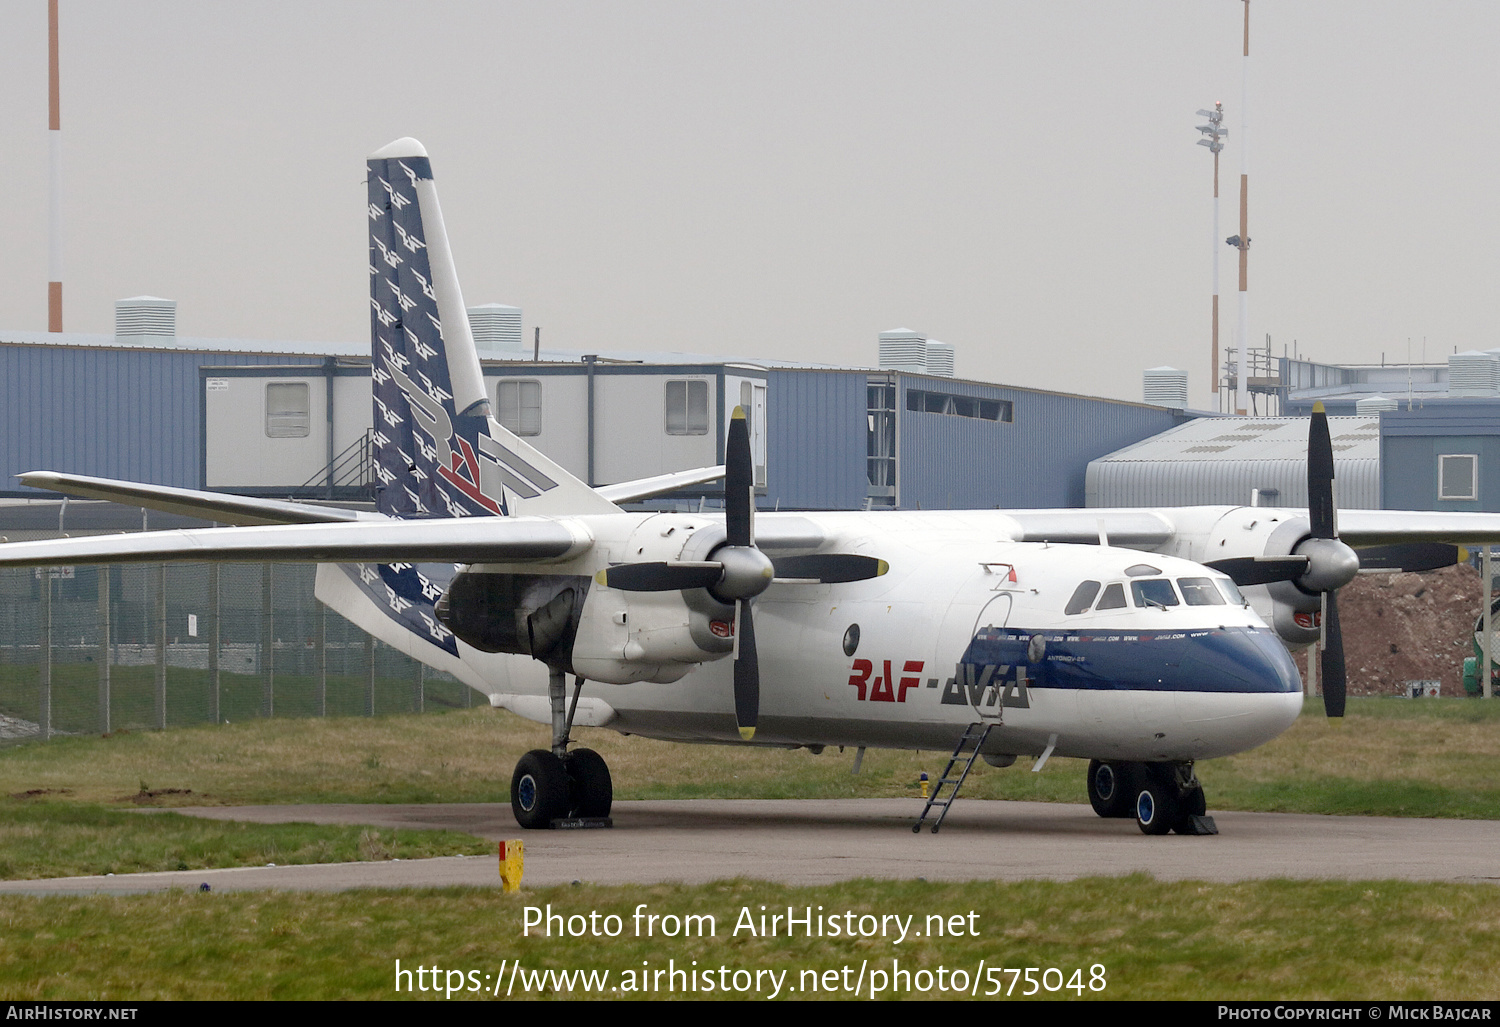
[
  {"xmin": 467, "ymin": 303, "xmax": 523, "ymax": 356},
  {"xmin": 1143, "ymin": 366, "xmax": 1188, "ymax": 408},
  {"xmin": 1354, "ymin": 394, "xmax": 1399, "ymax": 413},
  {"xmin": 1448, "ymin": 351, "xmax": 1499, "ymax": 397},
  {"xmin": 114, "ymin": 296, "xmax": 176, "ymax": 340},
  {"xmin": 878, "ymin": 329, "xmax": 955, "ymax": 376}
]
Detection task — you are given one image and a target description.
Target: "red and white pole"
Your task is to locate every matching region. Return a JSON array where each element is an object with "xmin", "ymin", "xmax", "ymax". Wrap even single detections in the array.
[{"xmin": 48, "ymin": 0, "xmax": 63, "ymax": 332}]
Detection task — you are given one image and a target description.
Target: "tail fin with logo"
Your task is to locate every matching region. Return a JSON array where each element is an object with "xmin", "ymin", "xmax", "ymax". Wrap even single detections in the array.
[{"xmin": 366, "ymin": 138, "xmax": 616, "ymax": 519}]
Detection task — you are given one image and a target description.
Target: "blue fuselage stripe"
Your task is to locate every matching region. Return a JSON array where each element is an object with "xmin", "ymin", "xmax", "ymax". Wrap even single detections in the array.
[{"xmin": 961, "ymin": 625, "xmax": 1301, "ymax": 694}]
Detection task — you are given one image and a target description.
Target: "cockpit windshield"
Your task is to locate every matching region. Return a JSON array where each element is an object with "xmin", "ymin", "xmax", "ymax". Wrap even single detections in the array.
[
  {"xmin": 1131, "ymin": 578, "xmax": 1179, "ymax": 609},
  {"xmin": 1178, "ymin": 577, "xmax": 1227, "ymax": 606},
  {"xmin": 1065, "ymin": 580, "xmax": 1101, "ymax": 615}
]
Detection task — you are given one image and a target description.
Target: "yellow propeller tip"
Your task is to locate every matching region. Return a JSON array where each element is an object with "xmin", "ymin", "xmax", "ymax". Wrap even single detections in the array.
[
  {"xmin": 1312, "ymin": 401, "xmax": 1326, "ymax": 414},
  {"xmin": 738, "ymin": 726, "xmax": 756, "ymax": 741},
  {"xmin": 732, "ymin": 406, "xmax": 746, "ymax": 420},
  {"xmin": 594, "ymin": 570, "xmax": 609, "ymax": 585},
  {"xmin": 1326, "ymin": 716, "xmax": 1344, "ymax": 727},
  {"xmin": 876, "ymin": 560, "xmax": 890, "ymax": 576}
]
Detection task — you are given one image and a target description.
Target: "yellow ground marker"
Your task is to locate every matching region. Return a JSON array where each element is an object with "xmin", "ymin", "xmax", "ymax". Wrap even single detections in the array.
[{"xmin": 499, "ymin": 839, "xmax": 524, "ymax": 892}]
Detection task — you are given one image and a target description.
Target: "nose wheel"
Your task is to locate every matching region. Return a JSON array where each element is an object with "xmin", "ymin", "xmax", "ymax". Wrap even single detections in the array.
[
  {"xmin": 1087, "ymin": 760, "xmax": 1216, "ymax": 836},
  {"xmin": 1133, "ymin": 762, "xmax": 1213, "ymax": 836}
]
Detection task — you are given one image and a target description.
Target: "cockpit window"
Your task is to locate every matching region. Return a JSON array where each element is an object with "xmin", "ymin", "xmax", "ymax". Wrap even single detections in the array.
[
  {"xmin": 1065, "ymin": 580, "xmax": 1102, "ymax": 615},
  {"xmin": 1131, "ymin": 578, "xmax": 1179, "ymax": 609},
  {"xmin": 1095, "ymin": 582, "xmax": 1128, "ymax": 610},
  {"xmin": 1217, "ymin": 578, "xmax": 1247, "ymax": 606},
  {"xmin": 1178, "ymin": 577, "xmax": 1226, "ymax": 606}
]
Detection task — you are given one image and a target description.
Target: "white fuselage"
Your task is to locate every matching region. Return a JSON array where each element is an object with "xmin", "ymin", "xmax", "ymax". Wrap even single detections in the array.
[{"xmin": 318, "ymin": 509, "xmax": 1305, "ymax": 764}]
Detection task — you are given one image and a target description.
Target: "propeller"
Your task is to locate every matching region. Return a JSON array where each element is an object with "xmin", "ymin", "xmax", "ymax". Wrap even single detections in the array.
[
  {"xmin": 1302, "ymin": 402, "xmax": 1359, "ymax": 719},
  {"xmin": 1207, "ymin": 405, "xmax": 1360, "ymax": 717},
  {"xmin": 597, "ymin": 407, "xmax": 887, "ymax": 741}
]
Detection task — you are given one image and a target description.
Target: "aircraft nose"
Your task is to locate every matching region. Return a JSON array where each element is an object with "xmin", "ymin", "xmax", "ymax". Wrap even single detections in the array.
[
  {"xmin": 1183, "ymin": 625, "xmax": 1302, "ymax": 695},
  {"xmin": 1173, "ymin": 626, "xmax": 1304, "ymax": 757}
]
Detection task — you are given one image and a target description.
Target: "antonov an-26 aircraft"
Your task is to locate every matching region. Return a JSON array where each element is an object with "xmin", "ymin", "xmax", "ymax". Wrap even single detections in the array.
[{"xmin": 5, "ymin": 138, "xmax": 1500, "ymax": 836}]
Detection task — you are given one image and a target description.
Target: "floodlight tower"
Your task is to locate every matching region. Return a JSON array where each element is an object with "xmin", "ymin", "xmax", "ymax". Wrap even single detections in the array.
[
  {"xmin": 1233, "ymin": 0, "xmax": 1251, "ymax": 416},
  {"xmin": 1196, "ymin": 103, "xmax": 1227, "ymax": 409}
]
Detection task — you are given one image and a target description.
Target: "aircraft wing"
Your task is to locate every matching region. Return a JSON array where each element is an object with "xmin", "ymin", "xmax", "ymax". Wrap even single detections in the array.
[
  {"xmin": 595, "ymin": 464, "xmax": 726, "ymax": 504},
  {"xmin": 1335, "ymin": 509, "xmax": 1500, "ymax": 548},
  {"xmin": 1004, "ymin": 509, "xmax": 1178, "ymax": 548},
  {"xmin": 0, "ymin": 517, "xmax": 592, "ymax": 567},
  {"xmin": 18, "ymin": 471, "xmax": 371, "ymax": 526}
]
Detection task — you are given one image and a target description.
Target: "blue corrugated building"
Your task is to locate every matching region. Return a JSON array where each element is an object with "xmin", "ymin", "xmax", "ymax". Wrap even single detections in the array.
[
  {"xmin": 1381, "ymin": 402, "xmax": 1500, "ymax": 513},
  {"xmin": 2, "ymin": 331, "xmax": 1183, "ymax": 512}
]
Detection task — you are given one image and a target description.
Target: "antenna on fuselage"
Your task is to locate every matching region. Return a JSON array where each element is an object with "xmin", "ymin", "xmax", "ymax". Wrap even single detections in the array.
[{"xmin": 1097, "ymin": 519, "xmax": 1110, "ymax": 548}]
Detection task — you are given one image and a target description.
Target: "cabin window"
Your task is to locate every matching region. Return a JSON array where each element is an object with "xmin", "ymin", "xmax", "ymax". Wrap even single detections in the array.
[
  {"xmin": 1177, "ymin": 577, "xmax": 1226, "ymax": 606},
  {"xmin": 497, "ymin": 379, "xmax": 542, "ymax": 436},
  {"xmin": 1095, "ymin": 583, "xmax": 1128, "ymax": 610},
  {"xmin": 1440, "ymin": 454, "xmax": 1478, "ymax": 501},
  {"xmin": 1064, "ymin": 580, "xmax": 1101, "ymax": 615},
  {"xmin": 665, "ymin": 380, "xmax": 710, "ymax": 435},
  {"xmin": 265, "ymin": 382, "xmax": 310, "ymax": 438},
  {"xmin": 1131, "ymin": 578, "xmax": 1179, "ymax": 609}
]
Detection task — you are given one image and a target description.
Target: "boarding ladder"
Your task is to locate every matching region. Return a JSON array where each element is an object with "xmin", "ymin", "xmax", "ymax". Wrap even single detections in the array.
[{"xmin": 912, "ymin": 722, "xmax": 993, "ymax": 834}]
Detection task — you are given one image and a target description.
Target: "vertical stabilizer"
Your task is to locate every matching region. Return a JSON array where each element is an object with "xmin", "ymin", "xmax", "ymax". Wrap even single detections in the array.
[{"xmin": 366, "ymin": 138, "xmax": 616, "ymax": 518}]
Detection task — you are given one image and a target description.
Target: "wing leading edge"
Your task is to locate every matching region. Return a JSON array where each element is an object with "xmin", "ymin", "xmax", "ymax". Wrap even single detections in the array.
[{"xmin": 0, "ymin": 517, "xmax": 592, "ymax": 568}]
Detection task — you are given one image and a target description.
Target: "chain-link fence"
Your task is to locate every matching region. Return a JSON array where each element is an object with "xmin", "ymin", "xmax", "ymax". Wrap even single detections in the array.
[{"xmin": 0, "ymin": 562, "xmax": 472, "ymax": 744}]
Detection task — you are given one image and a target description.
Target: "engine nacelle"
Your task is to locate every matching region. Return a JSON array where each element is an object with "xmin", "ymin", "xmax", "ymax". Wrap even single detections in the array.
[
  {"xmin": 434, "ymin": 571, "xmax": 590, "ymax": 663},
  {"xmin": 571, "ymin": 514, "xmax": 738, "ymax": 685},
  {"xmin": 1198, "ymin": 512, "xmax": 1338, "ymax": 651}
]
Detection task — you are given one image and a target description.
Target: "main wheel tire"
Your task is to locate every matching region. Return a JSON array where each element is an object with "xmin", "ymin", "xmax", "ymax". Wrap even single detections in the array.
[
  {"xmin": 565, "ymin": 748, "xmax": 613, "ymax": 819},
  {"xmin": 1087, "ymin": 760, "xmax": 1138, "ymax": 819},
  {"xmin": 1135, "ymin": 765, "xmax": 1185, "ymax": 836},
  {"xmin": 512, "ymin": 749, "xmax": 568, "ymax": 829}
]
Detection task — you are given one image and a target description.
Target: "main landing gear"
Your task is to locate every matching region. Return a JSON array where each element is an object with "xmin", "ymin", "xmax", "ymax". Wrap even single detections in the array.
[
  {"xmin": 1087, "ymin": 759, "xmax": 1217, "ymax": 836},
  {"xmin": 510, "ymin": 668, "xmax": 614, "ymax": 830}
]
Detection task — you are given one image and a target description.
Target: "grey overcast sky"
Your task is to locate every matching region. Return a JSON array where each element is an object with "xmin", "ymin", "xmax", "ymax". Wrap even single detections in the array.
[{"xmin": 0, "ymin": 1, "xmax": 1495, "ymax": 408}]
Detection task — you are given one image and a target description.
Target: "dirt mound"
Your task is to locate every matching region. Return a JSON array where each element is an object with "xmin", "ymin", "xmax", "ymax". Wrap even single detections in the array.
[{"xmin": 1334, "ymin": 562, "xmax": 1482, "ymax": 698}]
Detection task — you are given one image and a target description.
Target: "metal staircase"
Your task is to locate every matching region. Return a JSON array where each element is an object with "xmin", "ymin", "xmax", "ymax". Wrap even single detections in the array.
[{"xmin": 912, "ymin": 722, "xmax": 993, "ymax": 834}]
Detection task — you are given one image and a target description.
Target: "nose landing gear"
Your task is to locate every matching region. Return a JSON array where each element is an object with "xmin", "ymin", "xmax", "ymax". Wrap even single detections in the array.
[{"xmin": 1088, "ymin": 759, "xmax": 1216, "ymax": 836}]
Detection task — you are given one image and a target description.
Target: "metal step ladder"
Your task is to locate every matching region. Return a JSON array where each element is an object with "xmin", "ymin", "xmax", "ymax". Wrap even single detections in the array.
[{"xmin": 912, "ymin": 722, "xmax": 992, "ymax": 834}]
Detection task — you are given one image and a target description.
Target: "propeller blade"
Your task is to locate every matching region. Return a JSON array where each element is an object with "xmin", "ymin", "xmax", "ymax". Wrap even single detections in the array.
[
  {"xmin": 597, "ymin": 562, "xmax": 722, "ymax": 591},
  {"xmin": 725, "ymin": 407, "xmax": 754, "ymax": 548},
  {"xmin": 734, "ymin": 598, "xmax": 759, "ymax": 740},
  {"xmin": 1308, "ymin": 402, "xmax": 1337, "ymax": 540},
  {"xmin": 1355, "ymin": 543, "xmax": 1463, "ymax": 573},
  {"xmin": 1321, "ymin": 590, "xmax": 1346, "ymax": 719},
  {"xmin": 1205, "ymin": 555, "xmax": 1310, "ymax": 586},
  {"xmin": 771, "ymin": 554, "xmax": 889, "ymax": 583}
]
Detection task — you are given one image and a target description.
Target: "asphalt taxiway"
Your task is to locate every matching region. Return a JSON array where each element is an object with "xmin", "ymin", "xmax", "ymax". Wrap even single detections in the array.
[{"xmin": 1, "ymin": 799, "xmax": 1497, "ymax": 895}]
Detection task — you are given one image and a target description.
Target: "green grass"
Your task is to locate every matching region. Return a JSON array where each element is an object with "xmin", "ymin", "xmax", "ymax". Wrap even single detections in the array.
[
  {"xmin": 0, "ymin": 800, "xmax": 487, "ymax": 880},
  {"xmin": 2, "ymin": 877, "xmax": 1498, "ymax": 1000}
]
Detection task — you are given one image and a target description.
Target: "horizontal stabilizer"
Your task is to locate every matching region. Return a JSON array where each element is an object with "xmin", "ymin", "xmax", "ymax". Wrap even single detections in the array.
[
  {"xmin": 595, "ymin": 465, "xmax": 726, "ymax": 504},
  {"xmin": 0, "ymin": 517, "xmax": 591, "ymax": 567},
  {"xmin": 19, "ymin": 471, "xmax": 364, "ymax": 526}
]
